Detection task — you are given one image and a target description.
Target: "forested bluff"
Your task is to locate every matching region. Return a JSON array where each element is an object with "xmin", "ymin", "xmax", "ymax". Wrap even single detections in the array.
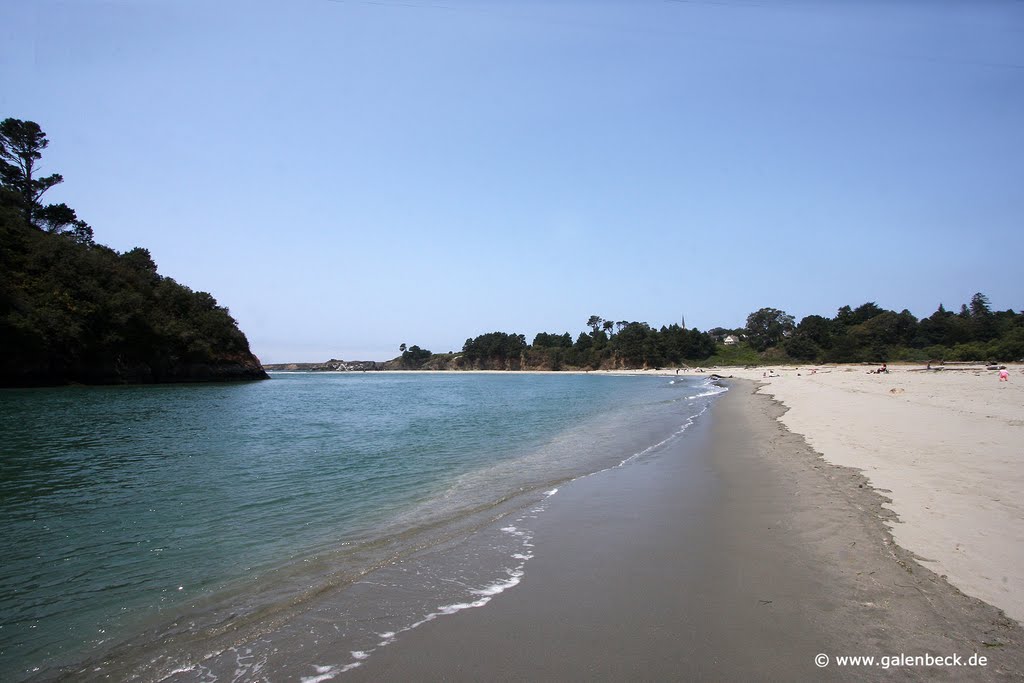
[{"xmin": 0, "ymin": 118, "xmax": 267, "ymax": 387}]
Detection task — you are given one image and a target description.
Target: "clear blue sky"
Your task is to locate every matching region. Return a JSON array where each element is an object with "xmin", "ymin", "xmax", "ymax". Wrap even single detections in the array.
[{"xmin": 3, "ymin": 0, "xmax": 1022, "ymax": 362}]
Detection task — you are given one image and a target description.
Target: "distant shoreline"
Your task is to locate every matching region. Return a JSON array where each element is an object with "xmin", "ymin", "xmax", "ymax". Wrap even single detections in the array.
[{"xmin": 263, "ymin": 360, "xmax": 1008, "ymax": 375}]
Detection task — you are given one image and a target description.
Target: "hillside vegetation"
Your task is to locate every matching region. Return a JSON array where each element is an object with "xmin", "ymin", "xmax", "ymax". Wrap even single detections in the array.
[
  {"xmin": 387, "ymin": 300, "xmax": 1023, "ymax": 372},
  {"xmin": 736, "ymin": 299, "xmax": 1024, "ymax": 364},
  {"xmin": 392, "ymin": 321, "xmax": 718, "ymax": 371},
  {"xmin": 0, "ymin": 118, "xmax": 267, "ymax": 386}
]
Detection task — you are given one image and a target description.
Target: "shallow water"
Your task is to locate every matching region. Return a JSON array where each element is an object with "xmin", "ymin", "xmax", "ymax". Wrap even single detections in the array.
[{"xmin": 0, "ymin": 372, "xmax": 723, "ymax": 681}]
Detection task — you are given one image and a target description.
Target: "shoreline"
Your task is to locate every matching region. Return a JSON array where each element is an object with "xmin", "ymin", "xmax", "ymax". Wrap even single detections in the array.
[
  {"xmin": 679, "ymin": 363, "xmax": 1024, "ymax": 627},
  {"xmin": 600, "ymin": 363, "xmax": 1024, "ymax": 626},
  {"xmin": 342, "ymin": 380, "xmax": 1024, "ymax": 680},
  {"xmin": 23, "ymin": 371, "xmax": 1022, "ymax": 680},
  {"xmin": 26, "ymin": 374, "xmax": 712, "ymax": 682},
  {"xmin": 221, "ymin": 364, "xmax": 1024, "ymax": 631}
]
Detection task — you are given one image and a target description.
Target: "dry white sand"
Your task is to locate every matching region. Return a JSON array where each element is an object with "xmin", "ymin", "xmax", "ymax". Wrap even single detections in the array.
[{"xmin": 614, "ymin": 363, "xmax": 1024, "ymax": 624}]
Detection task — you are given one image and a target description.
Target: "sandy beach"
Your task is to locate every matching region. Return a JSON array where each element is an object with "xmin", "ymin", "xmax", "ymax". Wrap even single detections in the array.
[
  {"xmin": 344, "ymin": 377, "xmax": 1024, "ymax": 681},
  {"xmin": 667, "ymin": 363, "xmax": 1024, "ymax": 627}
]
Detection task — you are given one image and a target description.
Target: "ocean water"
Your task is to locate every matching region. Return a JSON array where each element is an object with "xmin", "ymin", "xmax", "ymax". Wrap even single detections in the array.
[{"xmin": 0, "ymin": 372, "xmax": 725, "ymax": 682}]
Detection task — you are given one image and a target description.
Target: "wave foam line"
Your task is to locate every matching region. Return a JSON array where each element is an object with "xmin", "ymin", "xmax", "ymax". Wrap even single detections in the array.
[
  {"xmin": 296, "ymin": 385, "xmax": 726, "ymax": 680},
  {"xmin": 616, "ymin": 403, "xmax": 706, "ymax": 467},
  {"xmin": 318, "ymin": 519, "xmax": 541, "ymax": 680}
]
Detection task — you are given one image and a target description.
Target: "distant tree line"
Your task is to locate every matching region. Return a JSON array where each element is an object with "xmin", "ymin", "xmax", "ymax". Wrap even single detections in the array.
[
  {"xmin": 753, "ymin": 295, "xmax": 1024, "ymax": 364},
  {"xmin": 0, "ymin": 117, "xmax": 266, "ymax": 385},
  {"xmin": 393, "ymin": 296, "xmax": 1022, "ymax": 371},
  {"xmin": 395, "ymin": 318, "xmax": 718, "ymax": 371}
]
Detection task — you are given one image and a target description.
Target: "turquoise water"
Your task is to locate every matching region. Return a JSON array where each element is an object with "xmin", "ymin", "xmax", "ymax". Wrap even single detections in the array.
[{"xmin": 0, "ymin": 372, "xmax": 722, "ymax": 681}]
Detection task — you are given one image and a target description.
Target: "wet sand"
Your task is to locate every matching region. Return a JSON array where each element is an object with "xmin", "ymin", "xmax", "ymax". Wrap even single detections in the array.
[{"xmin": 344, "ymin": 382, "xmax": 1024, "ymax": 681}]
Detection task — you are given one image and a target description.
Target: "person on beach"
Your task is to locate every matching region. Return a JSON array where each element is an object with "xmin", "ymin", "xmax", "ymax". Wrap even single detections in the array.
[{"xmin": 1000, "ymin": 368, "xmax": 1010, "ymax": 381}]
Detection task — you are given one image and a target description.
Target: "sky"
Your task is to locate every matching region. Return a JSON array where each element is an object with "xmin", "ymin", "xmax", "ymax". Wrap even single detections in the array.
[{"xmin": 2, "ymin": 0, "xmax": 1022, "ymax": 363}]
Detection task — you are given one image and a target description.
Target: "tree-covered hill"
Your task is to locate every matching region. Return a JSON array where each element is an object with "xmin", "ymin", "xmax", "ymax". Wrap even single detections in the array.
[{"xmin": 0, "ymin": 118, "xmax": 267, "ymax": 386}]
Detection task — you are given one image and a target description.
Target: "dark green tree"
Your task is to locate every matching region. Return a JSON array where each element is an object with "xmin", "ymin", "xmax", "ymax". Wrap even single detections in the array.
[
  {"xmin": 784, "ymin": 335, "xmax": 821, "ymax": 361},
  {"xmin": 532, "ymin": 332, "xmax": 573, "ymax": 348},
  {"xmin": 35, "ymin": 202, "xmax": 93, "ymax": 244},
  {"xmin": 894, "ymin": 309, "xmax": 918, "ymax": 345},
  {"xmin": 795, "ymin": 315, "xmax": 835, "ymax": 349},
  {"xmin": 969, "ymin": 293, "xmax": 992, "ymax": 318},
  {"xmin": 400, "ymin": 344, "xmax": 431, "ymax": 367},
  {"xmin": 836, "ymin": 302, "xmax": 885, "ymax": 327},
  {"xmin": 611, "ymin": 322, "xmax": 652, "ymax": 366},
  {"xmin": 968, "ymin": 292, "xmax": 997, "ymax": 341},
  {"xmin": 462, "ymin": 332, "xmax": 527, "ymax": 368},
  {"xmin": 745, "ymin": 307, "xmax": 795, "ymax": 351},
  {"xmin": 657, "ymin": 324, "xmax": 715, "ymax": 363},
  {"xmin": 0, "ymin": 118, "xmax": 64, "ymax": 226},
  {"xmin": 122, "ymin": 247, "xmax": 159, "ymax": 276}
]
